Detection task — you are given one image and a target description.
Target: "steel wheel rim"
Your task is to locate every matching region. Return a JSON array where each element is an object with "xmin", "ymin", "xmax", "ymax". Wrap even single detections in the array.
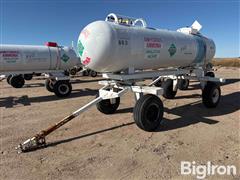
[{"xmin": 58, "ymin": 84, "xmax": 69, "ymax": 95}]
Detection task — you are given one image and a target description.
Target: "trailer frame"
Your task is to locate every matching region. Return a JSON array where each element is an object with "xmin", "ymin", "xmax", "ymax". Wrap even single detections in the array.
[{"xmin": 16, "ymin": 67, "xmax": 225, "ymax": 153}]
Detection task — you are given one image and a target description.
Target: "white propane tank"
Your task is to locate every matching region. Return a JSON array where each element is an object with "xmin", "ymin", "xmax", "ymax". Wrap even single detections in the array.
[
  {"xmin": 77, "ymin": 13, "xmax": 216, "ymax": 73},
  {"xmin": 0, "ymin": 42, "xmax": 80, "ymax": 72}
]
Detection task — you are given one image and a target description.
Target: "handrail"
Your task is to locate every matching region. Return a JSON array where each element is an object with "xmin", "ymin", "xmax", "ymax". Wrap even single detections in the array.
[
  {"xmin": 133, "ymin": 18, "xmax": 147, "ymax": 27},
  {"xmin": 105, "ymin": 13, "xmax": 147, "ymax": 28}
]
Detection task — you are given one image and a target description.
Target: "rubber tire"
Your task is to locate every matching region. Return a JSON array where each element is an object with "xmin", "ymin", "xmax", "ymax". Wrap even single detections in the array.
[
  {"xmin": 152, "ymin": 77, "xmax": 162, "ymax": 87},
  {"xmin": 178, "ymin": 79, "xmax": 189, "ymax": 90},
  {"xmin": 77, "ymin": 67, "xmax": 83, "ymax": 72},
  {"xmin": 162, "ymin": 79, "xmax": 177, "ymax": 99},
  {"xmin": 45, "ymin": 79, "xmax": 54, "ymax": 92},
  {"xmin": 35, "ymin": 73, "xmax": 41, "ymax": 76},
  {"xmin": 53, "ymin": 80, "xmax": 72, "ymax": 97},
  {"xmin": 10, "ymin": 75, "xmax": 25, "ymax": 88},
  {"xmin": 64, "ymin": 71, "xmax": 70, "ymax": 76},
  {"xmin": 205, "ymin": 72, "xmax": 215, "ymax": 77},
  {"xmin": 90, "ymin": 70, "xmax": 97, "ymax": 77},
  {"xmin": 133, "ymin": 94, "xmax": 164, "ymax": 132},
  {"xmin": 23, "ymin": 74, "xmax": 33, "ymax": 80},
  {"xmin": 7, "ymin": 75, "xmax": 12, "ymax": 84},
  {"xmin": 202, "ymin": 82, "xmax": 221, "ymax": 108},
  {"xmin": 70, "ymin": 68, "xmax": 77, "ymax": 75},
  {"xmin": 96, "ymin": 96, "xmax": 120, "ymax": 114},
  {"xmin": 82, "ymin": 70, "xmax": 89, "ymax": 76}
]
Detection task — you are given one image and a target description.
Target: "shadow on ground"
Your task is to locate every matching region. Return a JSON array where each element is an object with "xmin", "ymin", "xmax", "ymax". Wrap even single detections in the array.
[
  {"xmin": 117, "ymin": 92, "xmax": 240, "ymax": 131},
  {"xmin": 0, "ymin": 77, "xmax": 104, "ymax": 89},
  {"xmin": 124, "ymin": 92, "xmax": 240, "ymax": 132},
  {"xmin": 0, "ymin": 88, "xmax": 98, "ymax": 108},
  {"xmin": 24, "ymin": 91, "xmax": 239, "ymax": 152},
  {"xmin": 158, "ymin": 101, "xmax": 220, "ymax": 131},
  {"xmin": 45, "ymin": 122, "xmax": 135, "ymax": 150}
]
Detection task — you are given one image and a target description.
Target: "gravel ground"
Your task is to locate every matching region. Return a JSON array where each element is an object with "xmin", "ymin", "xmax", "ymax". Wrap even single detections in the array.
[{"xmin": 0, "ymin": 67, "xmax": 239, "ymax": 180}]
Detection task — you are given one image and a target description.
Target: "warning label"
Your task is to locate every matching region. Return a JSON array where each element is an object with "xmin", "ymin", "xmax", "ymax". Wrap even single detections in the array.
[
  {"xmin": 0, "ymin": 51, "xmax": 20, "ymax": 63},
  {"xmin": 144, "ymin": 37, "xmax": 161, "ymax": 60}
]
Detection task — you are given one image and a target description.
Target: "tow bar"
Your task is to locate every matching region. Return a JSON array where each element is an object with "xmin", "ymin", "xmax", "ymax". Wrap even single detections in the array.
[{"xmin": 16, "ymin": 97, "xmax": 102, "ymax": 152}]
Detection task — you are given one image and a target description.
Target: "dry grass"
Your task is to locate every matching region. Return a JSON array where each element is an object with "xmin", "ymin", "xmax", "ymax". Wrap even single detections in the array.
[{"xmin": 212, "ymin": 58, "xmax": 240, "ymax": 67}]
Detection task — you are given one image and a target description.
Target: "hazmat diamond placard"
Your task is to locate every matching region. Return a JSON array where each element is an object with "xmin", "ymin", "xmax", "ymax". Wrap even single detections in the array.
[
  {"xmin": 168, "ymin": 43, "xmax": 177, "ymax": 57},
  {"xmin": 61, "ymin": 54, "xmax": 70, "ymax": 62},
  {"xmin": 78, "ymin": 40, "xmax": 84, "ymax": 56}
]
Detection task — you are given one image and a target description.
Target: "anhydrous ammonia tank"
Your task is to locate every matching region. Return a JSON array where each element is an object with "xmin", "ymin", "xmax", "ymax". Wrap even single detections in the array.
[
  {"xmin": 78, "ymin": 13, "xmax": 215, "ymax": 73},
  {"xmin": 0, "ymin": 42, "xmax": 80, "ymax": 72}
]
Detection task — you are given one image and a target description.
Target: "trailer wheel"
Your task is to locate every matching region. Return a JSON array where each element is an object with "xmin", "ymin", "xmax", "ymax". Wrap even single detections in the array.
[
  {"xmin": 64, "ymin": 70, "xmax": 70, "ymax": 76},
  {"xmin": 202, "ymin": 82, "xmax": 221, "ymax": 108},
  {"xmin": 70, "ymin": 68, "xmax": 77, "ymax": 76},
  {"xmin": 205, "ymin": 72, "xmax": 215, "ymax": 77},
  {"xmin": 133, "ymin": 94, "xmax": 164, "ymax": 132},
  {"xmin": 10, "ymin": 75, "xmax": 25, "ymax": 88},
  {"xmin": 90, "ymin": 70, "xmax": 97, "ymax": 77},
  {"xmin": 96, "ymin": 96, "xmax": 120, "ymax": 114},
  {"xmin": 7, "ymin": 75, "xmax": 12, "ymax": 84},
  {"xmin": 152, "ymin": 77, "xmax": 162, "ymax": 87},
  {"xmin": 45, "ymin": 79, "xmax": 54, "ymax": 92},
  {"xmin": 82, "ymin": 70, "xmax": 89, "ymax": 76},
  {"xmin": 162, "ymin": 79, "xmax": 177, "ymax": 99},
  {"xmin": 77, "ymin": 67, "xmax": 83, "ymax": 72},
  {"xmin": 23, "ymin": 74, "xmax": 33, "ymax": 80},
  {"xmin": 53, "ymin": 80, "xmax": 72, "ymax": 97},
  {"xmin": 178, "ymin": 79, "xmax": 189, "ymax": 90},
  {"xmin": 35, "ymin": 73, "xmax": 41, "ymax": 76}
]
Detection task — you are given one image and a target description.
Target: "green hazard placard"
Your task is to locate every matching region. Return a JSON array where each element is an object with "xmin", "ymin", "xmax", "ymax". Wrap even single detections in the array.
[
  {"xmin": 61, "ymin": 54, "xmax": 70, "ymax": 62},
  {"xmin": 168, "ymin": 43, "xmax": 177, "ymax": 57},
  {"xmin": 77, "ymin": 40, "xmax": 84, "ymax": 57}
]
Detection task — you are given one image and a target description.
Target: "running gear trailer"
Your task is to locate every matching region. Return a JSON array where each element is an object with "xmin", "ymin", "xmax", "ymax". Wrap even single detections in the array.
[{"xmin": 17, "ymin": 67, "xmax": 224, "ymax": 152}]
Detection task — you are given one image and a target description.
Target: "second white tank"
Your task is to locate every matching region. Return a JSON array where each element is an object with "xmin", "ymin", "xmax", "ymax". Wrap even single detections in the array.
[{"xmin": 0, "ymin": 43, "xmax": 80, "ymax": 72}]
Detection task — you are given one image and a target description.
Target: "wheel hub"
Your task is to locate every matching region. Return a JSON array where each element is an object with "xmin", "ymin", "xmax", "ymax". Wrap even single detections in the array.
[
  {"xmin": 58, "ymin": 84, "xmax": 69, "ymax": 95},
  {"xmin": 146, "ymin": 104, "xmax": 159, "ymax": 122}
]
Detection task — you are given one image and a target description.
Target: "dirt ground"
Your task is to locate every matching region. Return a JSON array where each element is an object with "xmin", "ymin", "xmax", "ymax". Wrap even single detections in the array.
[{"xmin": 0, "ymin": 67, "xmax": 239, "ymax": 180}]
